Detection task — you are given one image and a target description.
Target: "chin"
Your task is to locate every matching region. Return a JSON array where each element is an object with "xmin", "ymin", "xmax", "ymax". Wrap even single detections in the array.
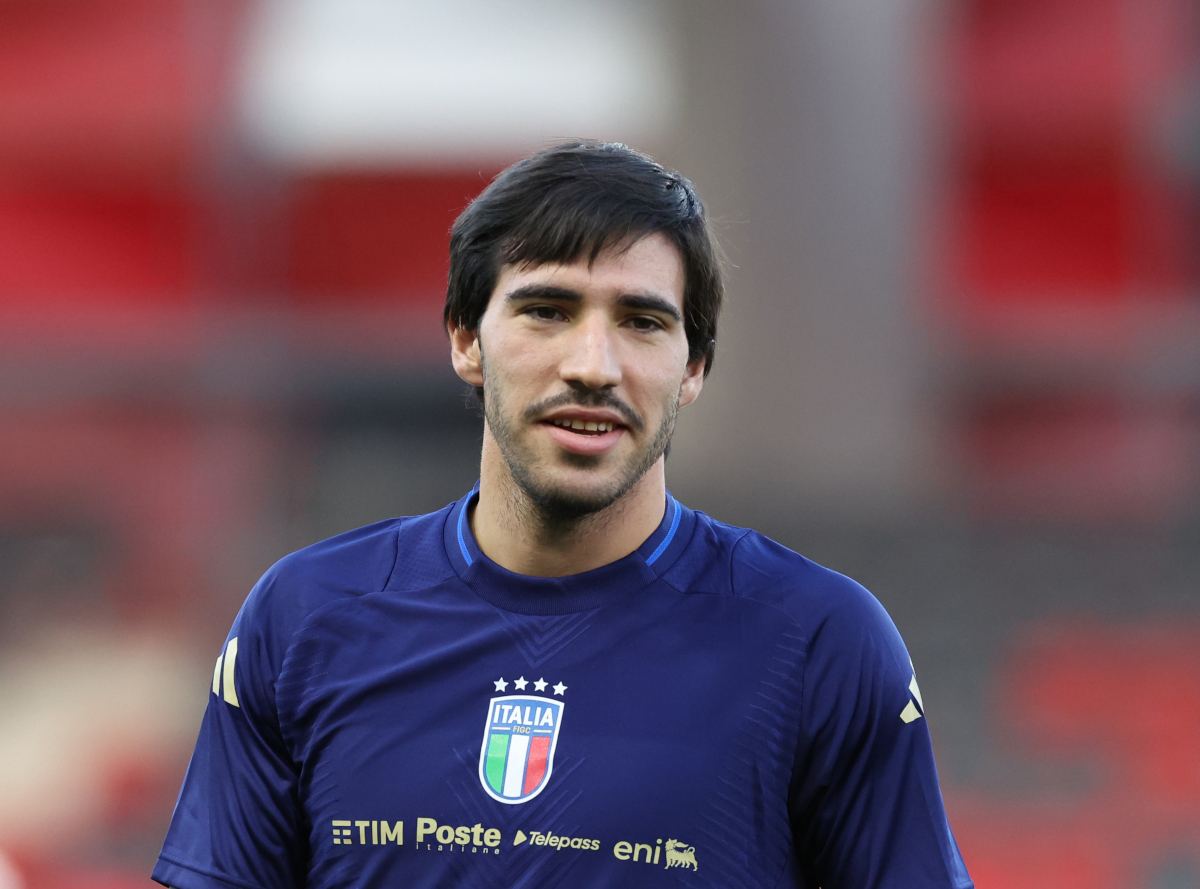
[{"xmin": 515, "ymin": 466, "xmax": 639, "ymax": 521}]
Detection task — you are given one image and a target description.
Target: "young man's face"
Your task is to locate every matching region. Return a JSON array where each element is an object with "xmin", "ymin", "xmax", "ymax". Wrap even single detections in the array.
[{"xmin": 451, "ymin": 232, "xmax": 705, "ymax": 518}]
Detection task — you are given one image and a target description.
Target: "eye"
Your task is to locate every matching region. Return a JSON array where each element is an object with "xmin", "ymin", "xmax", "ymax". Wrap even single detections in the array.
[
  {"xmin": 526, "ymin": 305, "xmax": 566, "ymax": 322},
  {"xmin": 627, "ymin": 315, "xmax": 665, "ymax": 332}
]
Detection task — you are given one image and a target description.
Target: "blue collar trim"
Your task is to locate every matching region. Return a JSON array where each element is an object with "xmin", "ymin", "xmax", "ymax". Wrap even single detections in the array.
[
  {"xmin": 645, "ymin": 495, "xmax": 681, "ymax": 566},
  {"xmin": 456, "ymin": 496, "xmax": 473, "ymax": 566},
  {"xmin": 443, "ymin": 484, "xmax": 695, "ymax": 615}
]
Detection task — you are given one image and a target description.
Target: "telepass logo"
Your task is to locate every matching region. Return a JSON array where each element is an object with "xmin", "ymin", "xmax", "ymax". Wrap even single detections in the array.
[{"xmin": 479, "ymin": 686, "xmax": 564, "ymax": 804}]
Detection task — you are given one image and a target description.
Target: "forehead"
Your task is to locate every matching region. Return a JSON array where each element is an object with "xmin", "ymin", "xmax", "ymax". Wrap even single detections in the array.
[{"xmin": 490, "ymin": 233, "xmax": 686, "ymax": 310}]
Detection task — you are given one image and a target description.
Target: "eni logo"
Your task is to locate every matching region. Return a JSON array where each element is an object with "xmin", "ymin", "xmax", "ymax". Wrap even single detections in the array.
[
  {"xmin": 664, "ymin": 839, "xmax": 698, "ymax": 871},
  {"xmin": 612, "ymin": 837, "xmax": 699, "ymax": 870}
]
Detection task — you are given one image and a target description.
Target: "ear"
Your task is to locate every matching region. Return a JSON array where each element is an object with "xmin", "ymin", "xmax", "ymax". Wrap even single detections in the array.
[
  {"xmin": 678, "ymin": 357, "xmax": 706, "ymax": 408},
  {"xmin": 449, "ymin": 321, "xmax": 484, "ymax": 387}
]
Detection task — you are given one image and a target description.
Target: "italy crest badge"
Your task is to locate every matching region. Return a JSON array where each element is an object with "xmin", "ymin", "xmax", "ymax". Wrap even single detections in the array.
[{"xmin": 479, "ymin": 694, "xmax": 564, "ymax": 804}]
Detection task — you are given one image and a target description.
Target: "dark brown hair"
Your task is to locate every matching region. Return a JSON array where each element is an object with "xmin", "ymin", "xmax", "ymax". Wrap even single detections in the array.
[{"xmin": 444, "ymin": 141, "xmax": 723, "ymax": 375}]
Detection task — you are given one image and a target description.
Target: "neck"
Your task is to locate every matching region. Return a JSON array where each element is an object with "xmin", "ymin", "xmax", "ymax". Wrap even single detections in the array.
[{"xmin": 471, "ymin": 433, "xmax": 667, "ymax": 577}]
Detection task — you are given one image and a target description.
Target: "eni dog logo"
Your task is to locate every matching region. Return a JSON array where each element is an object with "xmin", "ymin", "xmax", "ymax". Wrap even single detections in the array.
[
  {"xmin": 479, "ymin": 690, "xmax": 564, "ymax": 804},
  {"xmin": 612, "ymin": 836, "xmax": 699, "ymax": 869},
  {"xmin": 664, "ymin": 839, "xmax": 698, "ymax": 871}
]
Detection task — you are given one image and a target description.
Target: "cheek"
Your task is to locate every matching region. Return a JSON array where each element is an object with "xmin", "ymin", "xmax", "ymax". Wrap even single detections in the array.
[
  {"xmin": 658, "ymin": 346, "xmax": 695, "ymax": 391},
  {"xmin": 633, "ymin": 366, "xmax": 690, "ymax": 412},
  {"xmin": 483, "ymin": 337, "xmax": 556, "ymax": 396}
]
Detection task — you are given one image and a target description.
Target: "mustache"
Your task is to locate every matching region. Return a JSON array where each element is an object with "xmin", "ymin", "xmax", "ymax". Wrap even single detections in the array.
[{"xmin": 524, "ymin": 388, "xmax": 645, "ymax": 433}]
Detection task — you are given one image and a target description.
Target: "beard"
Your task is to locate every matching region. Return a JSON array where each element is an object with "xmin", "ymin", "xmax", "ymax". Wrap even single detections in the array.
[{"xmin": 482, "ymin": 365, "xmax": 679, "ymax": 526}]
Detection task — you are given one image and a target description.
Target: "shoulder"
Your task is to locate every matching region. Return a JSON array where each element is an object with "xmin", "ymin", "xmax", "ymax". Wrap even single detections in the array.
[
  {"xmin": 233, "ymin": 507, "xmax": 455, "ymax": 660},
  {"xmin": 678, "ymin": 513, "xmax": 907, "ymax": 667},
  {"xmin": 248, "ymin": 518, "xmax": 403, "ymax": 624},
  {"xmin": 732, "ymin": 528, "xmax": 884, "ymax": 623}
]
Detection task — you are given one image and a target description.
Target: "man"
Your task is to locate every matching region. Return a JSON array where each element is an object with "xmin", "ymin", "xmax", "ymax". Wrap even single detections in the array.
[{"xmin": 154, "ymin": 141, "xmax": 973, "ymax": 888}]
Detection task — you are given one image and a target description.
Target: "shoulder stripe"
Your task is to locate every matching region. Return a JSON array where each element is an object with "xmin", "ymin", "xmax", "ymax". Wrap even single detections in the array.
[{"xmin": 221, "ymin": 637, "xmax": 240, "ymax": 707}]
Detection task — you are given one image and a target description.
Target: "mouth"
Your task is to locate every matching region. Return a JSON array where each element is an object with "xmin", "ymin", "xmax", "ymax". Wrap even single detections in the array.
[{"xmin": 537, "ymin": 412, "xmax": 629, "ymax": 456}]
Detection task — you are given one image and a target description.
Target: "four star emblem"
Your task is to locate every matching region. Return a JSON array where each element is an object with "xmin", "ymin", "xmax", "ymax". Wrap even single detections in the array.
[{"xmin": 493, "ymin": 676, "xmax": 567, "ymax": 695}]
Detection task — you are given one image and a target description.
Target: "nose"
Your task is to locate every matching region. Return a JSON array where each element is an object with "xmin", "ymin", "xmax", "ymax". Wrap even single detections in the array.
[{"xmin": 559, "ymin": 312, "xmax": 622, "ymax": 391}]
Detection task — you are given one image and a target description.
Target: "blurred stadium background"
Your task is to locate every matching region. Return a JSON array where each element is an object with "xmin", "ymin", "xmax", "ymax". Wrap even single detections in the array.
[{"xmin": 0, "ymin": 0, "xmax": 1198, "ymax": 885}]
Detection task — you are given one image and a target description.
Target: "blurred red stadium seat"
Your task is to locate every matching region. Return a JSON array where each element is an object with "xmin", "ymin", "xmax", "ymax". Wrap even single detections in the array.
[{"xmin": 951, "ymin": 621, "xmax": 1200, "ymax": 885}]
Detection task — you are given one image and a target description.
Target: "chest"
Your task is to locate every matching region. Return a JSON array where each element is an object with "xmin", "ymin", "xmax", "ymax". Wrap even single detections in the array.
[{"xmin": 279, "ymin": 592, "xmax": 805, "ymax": 888}]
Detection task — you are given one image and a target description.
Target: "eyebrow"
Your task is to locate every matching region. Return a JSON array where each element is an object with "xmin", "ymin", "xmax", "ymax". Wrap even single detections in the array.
[{"xmin": 505, "ymin": 284, "xmax": 682, "ymax": 323}]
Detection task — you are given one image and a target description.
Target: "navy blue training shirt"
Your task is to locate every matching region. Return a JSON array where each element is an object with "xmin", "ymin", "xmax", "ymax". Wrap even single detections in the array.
[{"xmin": 154, "ymin": 488, "xmax": 973, "ymax": 889}]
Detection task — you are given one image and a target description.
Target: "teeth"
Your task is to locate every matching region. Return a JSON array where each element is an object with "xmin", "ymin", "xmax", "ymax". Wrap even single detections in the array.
[{"xmin": 551, "ymin": 419, "xmax": 614, "ymax": 433}]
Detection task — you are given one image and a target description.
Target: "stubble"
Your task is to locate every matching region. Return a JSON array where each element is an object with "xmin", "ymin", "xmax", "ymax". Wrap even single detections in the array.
[{"xmin": 482, "ymin": 363, "xmax": 679, "ymax": 538}]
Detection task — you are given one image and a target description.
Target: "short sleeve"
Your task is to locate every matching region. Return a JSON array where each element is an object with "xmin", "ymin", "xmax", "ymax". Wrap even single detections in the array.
[
  {"xmin": 153, "ymin": 574, "xmax": 307, "ymax": 889},
  {"xmin": 789, "ymin": 583, "xmax": 973, "ymax": 888}
]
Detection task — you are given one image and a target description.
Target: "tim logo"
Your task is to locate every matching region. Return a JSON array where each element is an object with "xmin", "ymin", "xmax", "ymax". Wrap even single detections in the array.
[
  {"xmin": 479, "ymin": 695, "xmax": 564, "ymax": 804},
  {"xmin": 664, "ymin": 839, "xmax": 698, "ymax": 870}
]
